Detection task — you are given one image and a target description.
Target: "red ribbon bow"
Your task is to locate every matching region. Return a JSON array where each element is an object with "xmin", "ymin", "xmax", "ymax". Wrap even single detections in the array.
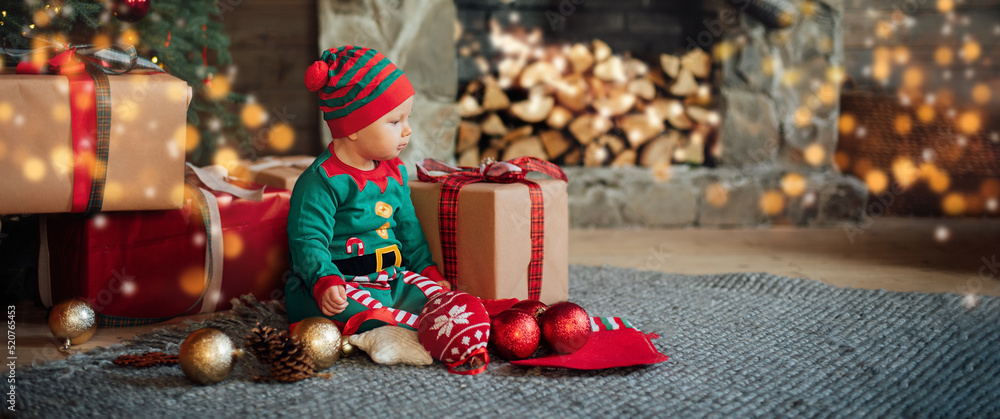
[{"xmin": 416, "ymin": 157, "xmax": 567, "ymax": 301}]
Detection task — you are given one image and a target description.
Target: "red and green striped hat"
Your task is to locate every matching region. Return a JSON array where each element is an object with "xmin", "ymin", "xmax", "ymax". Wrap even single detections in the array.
[{"xmin": 304, "ymin": 46, "xmax": 415, "ymax": 138}]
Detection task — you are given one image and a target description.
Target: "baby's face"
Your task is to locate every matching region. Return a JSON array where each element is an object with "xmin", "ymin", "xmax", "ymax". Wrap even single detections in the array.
[{"xmin": 353, "ymin": 96, "xmax": 415, "ymax": 162}]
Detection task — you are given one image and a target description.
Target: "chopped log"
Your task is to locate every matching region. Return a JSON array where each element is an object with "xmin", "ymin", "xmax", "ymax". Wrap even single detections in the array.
[
  {"xmin": 593, "ymin": 90, "xmax": 636, "ymax": 117},
  {"xmin": 497, "ymin": 57, "xmax": 526, "ymax": 89},
  {"xmin": 680, "ymin": 48, "xmax": 711, "ymax": 79},
  {"xmin": 458, "ymin": 94, "xmax": 483, "ymax": 118},
  {"xmin": 563, "ymin": 147, "xmax": 583, "ymax": 165},
  {"xmin": 648, "ymin": 98, "xmax": 693, "ymax": 130},
  {"xmin": 501, "ymin": 125, "xmax": 534, "ymax": 144},
  {"xmin": 593, "ymin": 39, "xmax": 612, "ymax": 62},
  {"xmin": 639, "ymin": 131, "xmax": 679, "ymax": 167},
  {"xmin": 568, "ymin": 114, "xmax": 613, "ymax": 145},
  {"xmin": 594, "ymin": 56, "xmax": 626, "ymax": 82},
  {"xmin": 567, "ymin": 43, "xmax": 595, "ymax": 74},
  {"xmin": 627, "ymin": 78, "xmax": 656, "ymax": 101},
  {"xmin": 519, "ymin": 61, "xmax": 560, "ymax": 89},
  {"xmin": 611, "ymin": 149, "xmax": 637, "ymax": 167},
  {"xmin": 686, "ymin": 106, "xmax": 713, "ymax": 125},
  {"xmin": 481, "ymin": 76, "xmax": 510, "ymax": 111},
  {"xmin": 584, "ymin": 143, "xmax": 609, "ymax": 166},
  {"xmin": 457, "ymin": 121, "xmax": 482, "ymax": 152},
  {"xmin": 457, "ymin": 147, "xmax": 481, "ymax": 167},
  {"xmin": 624, "ymin": 58, "xmax": 649, "ymax": 79},
  {"xmin": 481, "ymin": 113, "xmax": 508, "ymax": 136},
  {"xmin": 598, "ymin": 134, "xmax": 627, "ymax": 155},
  {"xmin": 464, "ymin": 79, "xmax": 482, "ymax": 95},
  {"xmin": 684, "ymin": 84, "xmax": 713, "ymax": 107},
  {"xmin": 555, "ymin": 75, "xmax": 589, "ymax": 112},
  {"xmin": 647, "ymin": 67, "xmax": 669, "ymax": 89},
  {"xmin": 540, "ymin": 130, "xmax": 572, "ymax": 158},
  {"xmin": 674, "ymin": 127, "xmax": 706, "ymax": 165},
  {"xmin": 503, "ymin": 136, "xmax": 548, "ymax": 161},
  {"xmin": 587, "ymin": 76, "xmax": 608, "ymax": 101},
  {"xmin": 619, "ymin": 113, "xmax": 666, "ymax": 148},
  {"xmin": 660, "ymin": 53, "xmax": 681, "ymax": 79},
  {"xmin": 669, "ymin": 68, "xmax": 698, "ymax": 97},
  {"xmin": 546, "ymin": 106, "xmax": 573, "ymax": 130},
  {"xmin": 509, "ymin": 87, "xmax": 555, "ymax": 123}
]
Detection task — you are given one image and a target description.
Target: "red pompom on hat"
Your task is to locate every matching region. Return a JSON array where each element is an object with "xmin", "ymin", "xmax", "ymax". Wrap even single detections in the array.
[
  {"xmin": 305, "ymin": 45, "xmax": 415, "ymax": 138},
  {"xmin": 304, "ymin": 60, "xmax": 330, "ymax": 92}
]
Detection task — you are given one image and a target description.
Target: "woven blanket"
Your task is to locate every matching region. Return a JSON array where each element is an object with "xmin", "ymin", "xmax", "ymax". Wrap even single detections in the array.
[{"xmin": 16, "ymin": 265, "xmax": 1000, "ymax": 417}]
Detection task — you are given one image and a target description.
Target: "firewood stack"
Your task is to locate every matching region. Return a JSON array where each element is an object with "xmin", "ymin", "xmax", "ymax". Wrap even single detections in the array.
[{"xmin": 455, "ymin": 37, "xmax": 719, "ymax": 168}]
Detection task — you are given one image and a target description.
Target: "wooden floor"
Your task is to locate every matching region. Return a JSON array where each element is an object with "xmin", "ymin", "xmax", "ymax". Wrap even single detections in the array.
[{"xmin": 12, "ymin": 217, "xmax": 1000, "ymax": 369}]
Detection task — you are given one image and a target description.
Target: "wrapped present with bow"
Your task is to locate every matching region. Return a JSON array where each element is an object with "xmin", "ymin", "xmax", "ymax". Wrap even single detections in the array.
[
  {"xmin": 410, "ymin": 157, "xmax": 569, "ymax": 305},
  {"xmin": 230, "ymin": 155, "xmax": 316, "ymax": 191},
  {"xmin": 37, "ymin": 163, "xmax": 291, "ymax": 327},
  {"xmin": 0, "ymin": 44, "xmax": 191, "ymax": 214}
]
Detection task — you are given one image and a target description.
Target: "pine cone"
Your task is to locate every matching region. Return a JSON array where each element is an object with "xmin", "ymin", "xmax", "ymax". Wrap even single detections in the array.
[
  {"xmin": 266, "ymin": 332, "xmax": 316, "ymax": 383},
  {"xmin": 113, "ymin": 351, "xmax": 180, "ymax": 368},
  {"xmin": 245, "ymin": 323, "xmax": 282, "ymax": 365}
]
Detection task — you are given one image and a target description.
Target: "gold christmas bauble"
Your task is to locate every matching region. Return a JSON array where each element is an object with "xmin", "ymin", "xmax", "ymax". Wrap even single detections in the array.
[
  {"xmin": 179, "ymin": 328, "xmax": 240, "ymax": 385},
  {"xmin": 341, "ymin": 336, "xmax": 357, "ymax": 358},
  {"xmin": 48, "ymin": 298, "xmax": 97, "ymax": 349},
  {"xmin": 292, "ymin": 317, "xmax": 341, "ymax": 371}
]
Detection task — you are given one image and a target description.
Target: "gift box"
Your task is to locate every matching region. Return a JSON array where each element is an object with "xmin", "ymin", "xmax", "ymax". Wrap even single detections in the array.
[
  {"xmin": 0, "ymin": 61, "xmax": 191, "ymax": 214},
  {"xmin": 231, "ymin": 155, "xmax": 315, "ymax": 191},
  {"xmin": 409, "ymin": 158, "xmax": 569, "ymax": 305},
  {"xmin": 37, "ymin": 164, "xmax": 291, "ymax": 327}
]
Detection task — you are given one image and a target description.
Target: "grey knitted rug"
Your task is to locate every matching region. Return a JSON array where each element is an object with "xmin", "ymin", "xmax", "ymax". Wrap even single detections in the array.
[{"xmin": 17, "ymin": 265, "xmax": 1000, "ymax": 418}]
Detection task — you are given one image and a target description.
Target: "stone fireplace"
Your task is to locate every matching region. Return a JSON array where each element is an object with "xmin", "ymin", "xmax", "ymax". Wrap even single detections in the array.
[{"xmin": 319, "ymin": 0, "xmax": 866, "ymax": 228}]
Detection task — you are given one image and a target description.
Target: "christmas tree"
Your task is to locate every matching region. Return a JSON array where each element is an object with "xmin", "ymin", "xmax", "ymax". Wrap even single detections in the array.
[{"xmin": 0, "ymin": 0, "xmax": 257, "ymax": 165}]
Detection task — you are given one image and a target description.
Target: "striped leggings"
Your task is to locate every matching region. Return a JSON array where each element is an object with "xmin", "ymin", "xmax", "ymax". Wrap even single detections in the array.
[{"xmin": 286, "ymin": 270, "xmax": 446, "ymax": 334}]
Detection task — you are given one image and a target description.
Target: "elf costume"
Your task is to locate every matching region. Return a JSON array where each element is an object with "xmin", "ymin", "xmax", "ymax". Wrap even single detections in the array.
[{"xmin": 285, "ymin": 46, "xmax": 446, "ymax": 334}]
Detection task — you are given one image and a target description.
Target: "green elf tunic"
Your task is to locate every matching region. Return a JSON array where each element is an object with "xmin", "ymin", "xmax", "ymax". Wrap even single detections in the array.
[{"xmin": 285, "ymin": 144, "xmax": 447, "ymax": 334}]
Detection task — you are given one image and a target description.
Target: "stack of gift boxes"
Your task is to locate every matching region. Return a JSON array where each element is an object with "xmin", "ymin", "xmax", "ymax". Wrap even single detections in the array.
[{"xmin": 1, "ymin": 52, "xmax": 569, "ymax": 328}]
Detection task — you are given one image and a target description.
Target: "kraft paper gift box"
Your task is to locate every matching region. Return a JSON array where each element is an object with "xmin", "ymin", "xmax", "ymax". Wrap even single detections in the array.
[
  {"xmin": 409, "ymin": 178, "xmax": 569, "ymax": 305},
  {"xmin": 0, "ymin": 68, "xmax": 191, "ymax": 214},
  {"xmin": 38, "ymin": 164, "xmax": 291, "ymax": 327},
  {"xmin": 231, "ymin": 155, "xmax": 315, "ymax": 191}
]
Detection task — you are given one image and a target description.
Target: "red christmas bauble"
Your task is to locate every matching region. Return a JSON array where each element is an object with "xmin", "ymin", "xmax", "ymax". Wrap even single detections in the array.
[
  {"xmin": 418, "ymin": 291, "xmax": 491, "ymax": 366},
  {"xmin": 490, "ymin": 309, "xmax": 540, "ymax": 360},
  {"xmin": 538, "ymin": 302, "xmax": 591, "ymax": 354},
  {"xmin": 113, "ymin": 0, "xmax": 151, "ymax": 23},
  {"xmin": 510, "ymin": 300, "xmax": 547, "ymax": 320}
]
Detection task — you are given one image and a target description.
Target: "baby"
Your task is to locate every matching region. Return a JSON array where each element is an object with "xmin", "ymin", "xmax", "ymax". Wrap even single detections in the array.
[{"xmin": 285, "ymin": 46, "xmax": 449, "ymax": 335}]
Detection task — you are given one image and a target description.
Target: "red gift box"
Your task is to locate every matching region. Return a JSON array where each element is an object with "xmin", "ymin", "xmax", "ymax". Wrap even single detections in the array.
[{"xmin": 38, "ymin": 164, "xmax": 291, "ymax": 327}]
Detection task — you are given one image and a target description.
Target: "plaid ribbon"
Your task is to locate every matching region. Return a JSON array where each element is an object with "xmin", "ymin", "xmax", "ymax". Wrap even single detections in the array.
[
  {"xmin": 11, "ymin": 43, "xmax": 163, "ymax": 214},
  {"xmin": 415, "ymin": 157, "xmax": 567, "ymax": 301}
]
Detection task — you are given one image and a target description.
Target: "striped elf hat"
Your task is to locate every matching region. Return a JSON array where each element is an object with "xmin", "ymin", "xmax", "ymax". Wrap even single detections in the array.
[{"xmin": 304, "ymin": 46, "xmax": 415, "ymax": 138}]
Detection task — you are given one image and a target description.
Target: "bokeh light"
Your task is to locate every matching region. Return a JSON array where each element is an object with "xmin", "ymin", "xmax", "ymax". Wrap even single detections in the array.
[
  {"xmin": 971, "ymin": 83, "xmax": 991, "ymax": 105},
  {"xmin": 240, "ymin": 103, "xmax": 267, "ymax": 129},
  {"xmin": 180, "ymin": 266, "xmax": 207, "ymax": 297},
  {"xmin": 184, "ymin": 124, "xmax": 200, "ymax": 152},
  {"xmin": 205, "ymin": 75, "xmax": 232, "ymax": 100},
  {"xmin": 891, "ymin": 157, "xmax": 919, "ymax": 188},
  {"xmin": 865, "ymin": 169, "xmax": 889, "ymax": 194},
  {"xmin": 839, "ymin": 114, "xmax": 856, "ymax": 135},
  {"xmin": 705, "ymin": 182, "xmax": 728, "ymax": 208},
  {"xmin": 759, "ymin": 190, "xmax": 785, "ymax": 216},
  {"xmin": 956, "ymin": 111, "xmax": 981, "ymax": 134},
  {"xmin": 22, "ymin": 157, "xmax": 46, "ymax": 182},
  {"xmin": 804, "ymin": 143, "xmax": 826, "ymax": 167},
  {"xmin": 780, "ymin": 173, "xmax": 807, "ymax": 197},
  {"xmin": 213, "ymin": 147, "xmax": 240, "ymax": 172},
  {"xmin": 268, "ymin": 123, "xmax": 296, "ymax": 152},
  {"xmin": 223, "ymin": 232, "xmax": 244, "ymax": 259},
  {"xmin": 941, "ymin": 193, "xmax": 966, "ymax": 215}
]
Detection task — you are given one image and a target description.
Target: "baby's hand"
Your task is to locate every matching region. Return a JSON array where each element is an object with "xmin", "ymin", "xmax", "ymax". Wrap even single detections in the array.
[
  {"xmin": 436, "ymin": 280, "xmax": 452, "ymax": 290},
  {"xmin": 320, "ymin": 285, "xmax": 348, "ymax": 316}
]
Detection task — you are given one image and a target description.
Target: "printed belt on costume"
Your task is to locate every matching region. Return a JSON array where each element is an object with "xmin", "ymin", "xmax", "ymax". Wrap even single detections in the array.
[{"xmin": 332, "ymin": 244, "xmax": 401, "ymax": 276}]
